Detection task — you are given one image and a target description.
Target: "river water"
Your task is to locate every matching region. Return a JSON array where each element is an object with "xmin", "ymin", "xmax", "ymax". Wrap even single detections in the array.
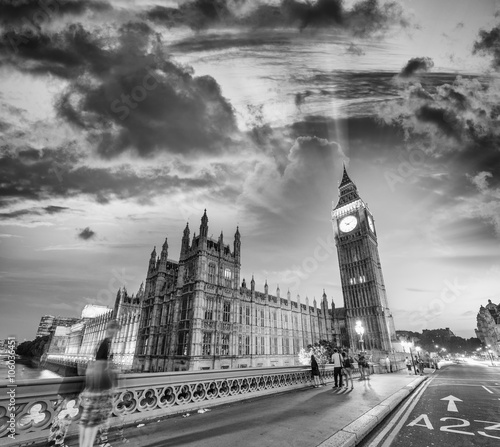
[{"xmin": 0, "ymin": 356, "xmax": 61, "ymax": 384}]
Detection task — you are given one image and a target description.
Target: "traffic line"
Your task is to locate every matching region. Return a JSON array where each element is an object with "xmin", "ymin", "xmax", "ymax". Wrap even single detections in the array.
[
  {"xmin": 482, "ymin": 385, "xmax": 494, "ymax": 394},
  {"xmin": 366, "ymin": 378, "xmax": 432, "ymax": 447}
]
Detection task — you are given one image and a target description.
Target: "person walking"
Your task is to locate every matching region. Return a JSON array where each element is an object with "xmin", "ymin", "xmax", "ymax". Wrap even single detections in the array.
[
  {"xmin": 418, "ymin": 357, "xmax": 425, "ymax": 376},
  {"xmin": 385, "ymin": 356, "xmax": 391, "ymax": 373},
  {"xmin": 331, "ymin": 348, "xmax": 343, "ymax": 388},
  {"xmin": 79, "ymin": 320, "xmax": 120, "ymax": 447},
  {"xmin": 311, "ymin": 354, "xmax": 322, "ymax": 387},
  {"xmin": 356, "ymin": 352, "xmax": 366, "ymax": 380},
  {"xmin": 405, "ymin": 356, "xmax": 412, "ymax": 375},
  {"xmin": 341, "ymin": 351, "xmax": 354, "ymax": 390}
]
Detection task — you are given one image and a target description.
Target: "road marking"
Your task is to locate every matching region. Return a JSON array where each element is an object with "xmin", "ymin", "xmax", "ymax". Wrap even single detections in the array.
[
  {"xmin": 367, "ymin": 379, "xmax": 432, "ymax": 447},
  {"xmin": 440, "ymin": 395, "xmax": 462, "ymax": 412},
  {"xmin": 482, "ymin": 385, "xmax": 493, "ymax": 394}
]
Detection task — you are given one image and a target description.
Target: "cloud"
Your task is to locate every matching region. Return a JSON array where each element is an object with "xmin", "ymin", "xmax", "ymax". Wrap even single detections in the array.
[
  {"xmin": 238, "ymin": 134, "xmax": 346, "ymax": 234},
  {"xmin": 145, "ymin": 0, "xmax": 412, "ymax": 36},
  {"xmin": 0, "ymin": 0, "xmax": 112, "ymax": 27},
  {"xmin": 1, "ymin": 21, "xmax": 240, "ymax": 158},
  {"xmin": 0, "ymin": 203, "xmax": 69, "ymax": 221},
  {"xmin": 398, "ymin": 57, "xmax": 434, "ymax": 78},
  {"xmin": 295, "ymin": 90, "xmax": 313, "ymax": 108},
  {"xmin": 465, "ymin": 171, "xmax": 500, "ymax": 235},
  {"xmin": 377, "ymin": 74, "xmax": 500, "ymax": 156},
  {"xmin": 473, "ymin": 23, "xmax": 500, "ymax": 69},
  {"xmin": 78, "ymin": 226, "xmax": 96, "ymax": 240},
  {"xmin": 43, "ymin": 205, "xmax": 70, "ymax": 214},
  {"xmin": 345, "ymin": 42, "xmax": 364, "ymax": 55}
]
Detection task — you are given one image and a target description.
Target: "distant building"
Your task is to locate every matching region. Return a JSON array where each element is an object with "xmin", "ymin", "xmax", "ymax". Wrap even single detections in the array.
[
  {"xmin": 81, "ymin": 304, "xmax": 111, "ymax": 319},
  {"xmin": 36, "ymin": 315, "xmax": 80, "ymax": 338},
  {"xmin": 45, "ymin": 288, "xmax": 142, "ymax": 371},
  {"xmin": 133, "ymin": 210, "xmax": 343, "ymax": 373},
  {"xmin": 47, "ymin": 326, "xmax": 71, "ymax": 355}
]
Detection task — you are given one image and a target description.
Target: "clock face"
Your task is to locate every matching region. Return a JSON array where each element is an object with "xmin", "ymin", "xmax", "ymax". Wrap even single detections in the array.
[
  {"xmin": 339, "ymin": 215, "xmax": 358, "ymax": 233},
  {"xmin": 368, "ymin": 215, "xmax": 375, "ymax": 232}
]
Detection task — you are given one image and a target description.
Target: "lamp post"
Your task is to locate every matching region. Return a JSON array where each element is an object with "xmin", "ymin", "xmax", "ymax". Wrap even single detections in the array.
[{"xmin": 355, "ymin": 320, "xmax": 365, "ymax": 352}]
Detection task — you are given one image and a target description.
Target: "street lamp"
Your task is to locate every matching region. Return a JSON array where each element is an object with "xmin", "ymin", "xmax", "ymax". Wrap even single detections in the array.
[{"xmin": 355, "ymin": 320, "xmax": 365, "ymax": 352}]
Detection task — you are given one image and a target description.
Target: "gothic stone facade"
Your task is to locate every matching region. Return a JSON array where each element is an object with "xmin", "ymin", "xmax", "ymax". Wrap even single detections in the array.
[
  {"xmin": 133, "ymin": 210, "xmax": 337, "ymax": 373},
  {"xmin": 331, "ymin": 167, "xmax": 397, "ymax": 352}
]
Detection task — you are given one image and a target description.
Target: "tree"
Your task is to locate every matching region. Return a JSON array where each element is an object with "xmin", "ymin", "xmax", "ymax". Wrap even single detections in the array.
[{"xmin": 15, "ymin": 336, "xmax": 50, "ymax": 359}]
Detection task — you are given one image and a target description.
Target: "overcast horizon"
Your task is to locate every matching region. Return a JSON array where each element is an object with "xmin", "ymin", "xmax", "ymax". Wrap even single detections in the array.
[{"xmin": 1, "ymin": 0, "xmax": 500, "ymax": 342}]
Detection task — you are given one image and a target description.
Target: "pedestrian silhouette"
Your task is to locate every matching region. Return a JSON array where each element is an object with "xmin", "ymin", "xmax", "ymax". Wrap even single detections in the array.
[{"xmin": 79, "ymin": 320, "xmax": 120, "ymax": 447}]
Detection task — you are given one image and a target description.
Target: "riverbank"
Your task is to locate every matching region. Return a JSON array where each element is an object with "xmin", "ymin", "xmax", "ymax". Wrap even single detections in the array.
[{"xmin": 0, "ymin": 356, "xmax": 61, "ymax": 383}]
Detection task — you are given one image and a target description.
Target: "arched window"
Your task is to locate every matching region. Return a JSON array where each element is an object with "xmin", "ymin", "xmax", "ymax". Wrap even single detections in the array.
[{"xmin": 208, "ymin": 263, "xmax": 216, "ymax": 284}]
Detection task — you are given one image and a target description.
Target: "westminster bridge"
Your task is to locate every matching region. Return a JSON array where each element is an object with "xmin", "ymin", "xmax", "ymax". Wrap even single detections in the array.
[{"xmin": 1, "ymin": 364, "xmax": 351, "ymax": 446}]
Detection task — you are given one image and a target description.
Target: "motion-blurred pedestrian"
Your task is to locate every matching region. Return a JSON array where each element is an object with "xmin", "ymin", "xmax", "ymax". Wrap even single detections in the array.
[{"xmin": 79, "ymin": 320, "xmax": 120, "ymax": 447}]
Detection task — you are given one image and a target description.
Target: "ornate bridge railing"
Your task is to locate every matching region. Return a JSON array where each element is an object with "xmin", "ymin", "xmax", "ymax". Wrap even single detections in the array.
[{"xmin": 0, "ymin": 365, "xmax": 344, "ymax": 446}]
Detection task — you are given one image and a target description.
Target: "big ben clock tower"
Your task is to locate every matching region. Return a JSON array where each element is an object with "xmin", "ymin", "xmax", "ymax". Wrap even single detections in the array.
[{"xmin": 332, "ymin": 166, "xmax": 396, "ymax": 352}]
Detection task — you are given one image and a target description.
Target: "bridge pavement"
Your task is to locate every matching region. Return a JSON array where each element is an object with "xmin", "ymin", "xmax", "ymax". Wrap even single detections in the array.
[{"xmin": 42, "ymin": 370, "xmax": 427, "ymax": 447}]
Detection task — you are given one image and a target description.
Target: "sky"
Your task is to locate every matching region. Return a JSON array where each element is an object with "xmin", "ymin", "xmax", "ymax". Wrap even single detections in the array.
[{"xmin": 1, "ymin": 0, "xmax": 500, "ymax": 341}]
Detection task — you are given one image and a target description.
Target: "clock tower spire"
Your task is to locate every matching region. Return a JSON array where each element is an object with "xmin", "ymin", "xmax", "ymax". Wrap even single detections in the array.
[{"xmin": 331, "ymin": 166, "xmax": 396, "ymax": 352}]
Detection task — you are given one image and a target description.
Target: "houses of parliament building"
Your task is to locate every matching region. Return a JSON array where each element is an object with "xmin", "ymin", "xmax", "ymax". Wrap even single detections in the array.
[
  {"xmin": 44, "ymin": 167, "xmax": 398, "ymax": 372},
  {"xmin": 133, "ymin": 209, "xmax": 342, "ymax": 372}
]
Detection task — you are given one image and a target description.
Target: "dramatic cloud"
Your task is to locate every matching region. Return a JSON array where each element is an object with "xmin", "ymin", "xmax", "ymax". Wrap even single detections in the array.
[
  {"xmin": 239, "ymin": 134, "xmax": 346, "ymax": 234},
  {"xmin": 0, "ymin": 0, "xmax": 111, "ymax": 27},
  {"xmin": 146, "ymin": 0, "xmax": 411, "ymax": 36},
  {"xmin": 0, "ymin": 146, "xmax": 228, "ymax": 206},
  {"xmin": 473, "ymin": 22, "xmax": 500, "ymax": 69},
  {"xmin": 1, "ymin": 21, "xmax": 239, "ymax": 158},
  {"xmin": 377, "ymin": 75, "xmax": 500, "ymax": 156},
  {"xmin": 398, "ymin": 57, "xmax": 434, "ymax": 78},
  {"xmin": 78, "ymin": 226, "xmax": 95, "ymax": 240},
  {"xmin": 462, "ymin": 171, "xmax": 500, "ymax": 235}
]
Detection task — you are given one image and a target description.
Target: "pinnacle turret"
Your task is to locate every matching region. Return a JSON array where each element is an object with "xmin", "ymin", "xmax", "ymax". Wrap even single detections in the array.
[{"xmin": 200, "ymin": 209, "xmax": 208, "ymax": 239}]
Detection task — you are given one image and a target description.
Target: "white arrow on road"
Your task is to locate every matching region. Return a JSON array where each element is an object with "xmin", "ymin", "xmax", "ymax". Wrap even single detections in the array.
[{"xmin": 441, "ymin": 395, "xmax": 463, "ymax": 412}]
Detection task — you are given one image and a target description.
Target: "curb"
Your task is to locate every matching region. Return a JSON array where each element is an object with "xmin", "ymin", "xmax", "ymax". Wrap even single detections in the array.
[{"xmin": 317, "ymin": 376, "xmax": 428, "ymax": 447}]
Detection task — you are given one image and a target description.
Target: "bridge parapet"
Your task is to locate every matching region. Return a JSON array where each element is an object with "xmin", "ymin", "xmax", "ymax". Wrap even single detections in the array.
[{"xmin": 0, "ymin": 366, "xmax": 338, "ymax": 446}]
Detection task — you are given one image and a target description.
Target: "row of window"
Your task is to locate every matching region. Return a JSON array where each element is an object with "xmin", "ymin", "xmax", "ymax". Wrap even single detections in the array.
[
  {"xmin": 208, "ymin": 263, "xmax": 233, "ymax": 288},
  {"xmin": 202, "ymin": 333, "xmax": 300, "ymax": 356},
  {"xmin": 349, "ymin": 275, "xmax": 367, "ymax": 285},
  {"xmin": 205, "ymin": 299, "xmax": 318, "ymax": 331}
]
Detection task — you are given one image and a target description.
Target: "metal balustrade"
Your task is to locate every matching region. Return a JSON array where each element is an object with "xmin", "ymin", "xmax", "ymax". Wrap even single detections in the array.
[{"xmin": 0, "ymin": 365, "xmax": 352, "ymax": 446}]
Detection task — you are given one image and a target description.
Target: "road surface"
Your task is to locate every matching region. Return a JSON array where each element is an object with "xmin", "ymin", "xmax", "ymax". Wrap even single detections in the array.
[{"xmin": 362, "ymin": 360, "xmax": 500, "ymax": 447}]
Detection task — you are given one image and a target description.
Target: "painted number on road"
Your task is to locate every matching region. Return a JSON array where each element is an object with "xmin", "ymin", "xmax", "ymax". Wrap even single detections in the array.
[
  {"xmin": 407, "ymin": 415, "xmax": 500, "ymax": 439},
  {"xmin": 475, "ymin": 420, "xmax": 500, "ymax": 440},
  {"xmin": 440, "ymin": 418, "xmax": 473, "ymax": 436}
]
